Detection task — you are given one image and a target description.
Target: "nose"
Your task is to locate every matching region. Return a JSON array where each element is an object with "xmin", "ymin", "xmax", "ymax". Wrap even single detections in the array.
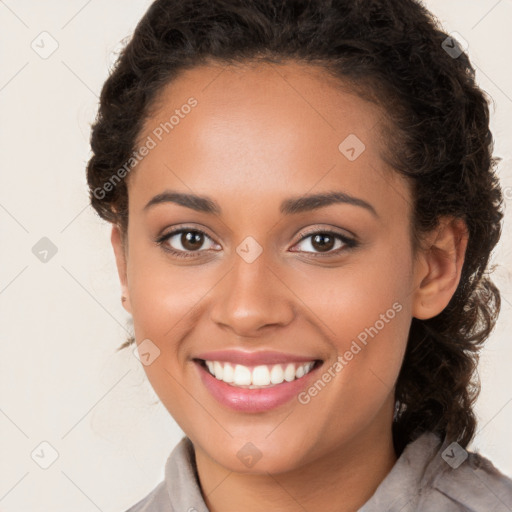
[{"xmin": 209, "ymin": 252, "xmax": 296, "ymax": 338}]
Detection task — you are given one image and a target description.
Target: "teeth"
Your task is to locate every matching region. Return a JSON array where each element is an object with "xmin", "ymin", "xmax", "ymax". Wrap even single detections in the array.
[
  {"xmin": 203, "ymin": 360, "xmax": 317, "ymax": 388},
  {"xmin": 222, "ymin": 362, "xmax": 234, "ymax": 383},
  {"xmin": 233, "ymin": 364, "xmax": 251, "ymax": 385},
  {"xmin": 284, "ymin": 363, "xmax": 296, "ymax": 382},
  {"xmin": 252, "ymin": 365, "xmax": 270, "ymax": 386},
  {"xmin": 270, "ymin": 364, "xmax": 284, "ymax": 384},
  {"xmin": 213, "ymin": 361, "xmax": 224, "ymax": 380}
]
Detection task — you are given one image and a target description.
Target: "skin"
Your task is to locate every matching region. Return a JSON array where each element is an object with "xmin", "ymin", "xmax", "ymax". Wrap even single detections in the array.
[{"xmin": 111, "ymin": 61, "xmax": 468, "ymax": 512}]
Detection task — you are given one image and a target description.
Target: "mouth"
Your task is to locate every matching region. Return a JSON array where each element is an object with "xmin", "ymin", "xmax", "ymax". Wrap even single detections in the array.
[{"xmin": 193, "ymin": 356, "xmax": 324, "ymax": 413}]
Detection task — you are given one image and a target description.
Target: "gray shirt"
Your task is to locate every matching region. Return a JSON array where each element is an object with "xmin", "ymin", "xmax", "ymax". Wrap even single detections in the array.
[{"xmin": 125, "ymin": 432, "xmax": 512, "ymax": 511}]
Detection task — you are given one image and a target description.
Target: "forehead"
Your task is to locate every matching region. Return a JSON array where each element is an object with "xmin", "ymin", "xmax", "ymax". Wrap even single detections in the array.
[
  {"xmin": 139, "ymin": 60, "xmax": 386, "ymax": 152},
  {"xmin": 129, "ymin": 60, "xmax": 409, "ymax": 220}
]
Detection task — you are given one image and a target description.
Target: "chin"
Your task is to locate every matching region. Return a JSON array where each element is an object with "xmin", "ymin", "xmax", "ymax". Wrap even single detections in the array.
[{"xmin": 193, "ymin": 431, "xmax": 314, "ymax": 475}]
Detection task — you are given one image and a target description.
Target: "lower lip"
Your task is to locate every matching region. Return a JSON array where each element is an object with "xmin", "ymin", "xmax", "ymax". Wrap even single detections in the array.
[{"xmin": 194, "ymin": 360, "xmax": 322, "ymax": 413}]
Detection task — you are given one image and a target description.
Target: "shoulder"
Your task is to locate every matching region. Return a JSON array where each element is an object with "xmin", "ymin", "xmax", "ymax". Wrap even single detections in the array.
[
  {"xmin": 424, "ymin": 441, "xmax": 512, "ymax": 511},
  {"xmin": 360, "ymin": 432, "xmax": 512, "ymax": 512}
]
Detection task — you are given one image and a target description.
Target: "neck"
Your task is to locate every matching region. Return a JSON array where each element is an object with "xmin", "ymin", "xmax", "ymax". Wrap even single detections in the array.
[{"xmin": 193, "ymin": 409, "xmax": 397, "ymax": 512}]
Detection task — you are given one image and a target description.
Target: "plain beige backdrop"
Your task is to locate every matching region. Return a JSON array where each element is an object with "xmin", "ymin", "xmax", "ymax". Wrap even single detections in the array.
[{"xmin": 0, "ymin": 1, "xmax": 511, "ymax": 511}]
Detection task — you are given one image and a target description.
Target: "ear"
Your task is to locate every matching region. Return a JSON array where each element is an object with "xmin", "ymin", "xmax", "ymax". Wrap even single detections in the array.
[
  {"xmin": 111, "ymin": 224, "xmax": 132, "ymax": 314},
  {"xmin": 412, "ymin": 216, "xmax": 469, "ymax": 320}
]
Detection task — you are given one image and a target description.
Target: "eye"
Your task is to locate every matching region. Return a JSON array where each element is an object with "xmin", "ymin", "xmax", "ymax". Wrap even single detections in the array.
[
  {"xmin": 291, "ymin": 229, "xmax": 358, "ymax": 256},
  {"xmin": 156, "ymin": 228, "xmax": 219, "ymax": 258}
]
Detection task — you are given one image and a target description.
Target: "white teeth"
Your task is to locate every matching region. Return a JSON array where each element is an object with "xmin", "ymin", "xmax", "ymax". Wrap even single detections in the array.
[
  {"xmin": 284, "ymin": 363, "xmax": 296, "ymax": 382},
  {"xmin": 202, "ymin": 360, "xmax": 317, "ymax": 388},
  {"xmin": 270, "ymin": 364, "xmax": 285, "ymax": 384},
  {"xmin": 233, "ymin": 364, "xmax": 252, "ymax": 386},
  {"xmin": 252, "ymin": 365, "xmax": 271, "ymax": 386},
  {"xmin": 213, "ymin": 361, "xmax": 224, "ymax": 380},
  {"xmin": 222, "ymin": 362, "xmax": 234, "ymax": 383}
]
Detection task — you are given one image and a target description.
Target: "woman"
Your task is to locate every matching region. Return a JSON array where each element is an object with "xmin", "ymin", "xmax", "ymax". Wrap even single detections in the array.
[{"xmin": 86, "ymin": 0, "xmax": 512, "ymax": 510}]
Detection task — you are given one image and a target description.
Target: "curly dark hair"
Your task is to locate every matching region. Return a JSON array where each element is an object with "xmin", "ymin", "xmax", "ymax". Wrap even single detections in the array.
[{"xmin": 86, "ymin": 0, "xmax": 504, "ymax": 456}]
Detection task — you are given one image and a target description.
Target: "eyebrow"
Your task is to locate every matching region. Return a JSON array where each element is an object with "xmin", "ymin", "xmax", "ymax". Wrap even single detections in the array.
[{"xmin": 144, "ymin": 190, "xmax": 378, "ymax": 218}]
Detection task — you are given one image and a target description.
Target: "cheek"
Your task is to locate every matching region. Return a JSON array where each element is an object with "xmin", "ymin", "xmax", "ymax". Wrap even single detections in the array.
[
  {"xmin": 126, "ymin": 250, "xmax": 204, "ymax": 426},
  {"xmin": 294, "ymin": 240, "xmax": 412, "ymax": 348},
  {"xmin": 126, "ymin": 245, "xmax": 207, "ymax": 342}
]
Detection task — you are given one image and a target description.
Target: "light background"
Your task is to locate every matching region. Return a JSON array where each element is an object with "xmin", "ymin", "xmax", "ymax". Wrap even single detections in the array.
[{"xmin": 0, "ymin": 1, "xmax": 511, "ymax": 511}]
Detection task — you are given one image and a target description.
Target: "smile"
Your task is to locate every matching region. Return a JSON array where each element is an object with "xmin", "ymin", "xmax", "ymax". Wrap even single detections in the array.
[
  {"xmin": 200, "ymin": 360, "xmax": 318, "ymax": 388},
  {"xmin": 193, "ymin": 354, "xmax": 323, "ymax": 413}
]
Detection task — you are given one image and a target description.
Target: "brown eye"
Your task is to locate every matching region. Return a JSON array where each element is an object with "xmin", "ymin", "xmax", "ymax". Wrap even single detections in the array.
[
  {"xmin": 158, "ymin": 228, "xmax": 218, "ymax": 258},
  {"xmin": 310, "ymin": 233, "xmax": 336, "ymax": 252},
  {"xmin": 180, "ymin": 231, "xmax": 205, "ymax": 251},
  {"xmin": 292, "ymin": 230, "xmax": 357, "ymax": 256}
]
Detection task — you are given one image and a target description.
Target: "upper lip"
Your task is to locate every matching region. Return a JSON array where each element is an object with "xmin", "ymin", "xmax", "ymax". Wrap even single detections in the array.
[{"xmin": 194, "ymin": 350, "xmax": 321, "ymax": 366}]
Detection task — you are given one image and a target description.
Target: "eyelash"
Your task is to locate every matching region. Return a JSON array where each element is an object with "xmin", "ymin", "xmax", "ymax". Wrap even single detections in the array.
[{"xmin": 156, "ymin": 226, "xmax": 359, "ymax": 259}]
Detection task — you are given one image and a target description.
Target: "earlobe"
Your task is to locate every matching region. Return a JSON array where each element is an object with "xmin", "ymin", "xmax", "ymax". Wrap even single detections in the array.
[
  {"xmin": 412, "ymin": 217, "xmax": 469, "ymax": 320},
  {"xmin": 111, "ymin": 224, "xmax": 132, "ymax": 314}
]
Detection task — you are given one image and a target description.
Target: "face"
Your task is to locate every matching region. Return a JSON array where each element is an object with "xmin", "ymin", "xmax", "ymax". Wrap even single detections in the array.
[{"xmin": 111, "ymin": 61, "xmax": 455, "ymax": 474}]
